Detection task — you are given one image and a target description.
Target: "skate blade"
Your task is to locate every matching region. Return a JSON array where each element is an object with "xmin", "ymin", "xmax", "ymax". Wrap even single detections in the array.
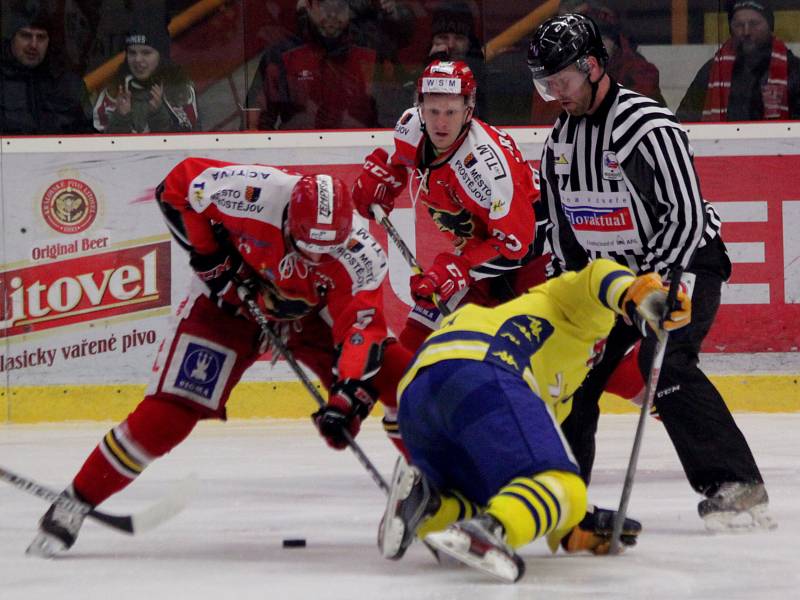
[
  {"xmin": 703, "ymin": 504, "xmax": 777, "ymax": 533},
  {"xmin": 424, "ymin": 529, "xmax": 521, "ymax": 583},
  {"xmin": 26, "ymin": 532, "xmax": 68, "ymax": 559},
  {"xmin": 379, "ymin": 516, "xmax": 407, "ymax": 559},
  {"xmin": 378, "ymin": 459, "xmax": 417, "ymax": 560}
]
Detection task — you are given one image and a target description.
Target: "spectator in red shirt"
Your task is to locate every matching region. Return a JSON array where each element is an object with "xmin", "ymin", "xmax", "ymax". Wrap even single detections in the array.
[
  {"xmin": 245, "ymin": 0, "xmax": 379, "ymax": 130},
  {"xmin": 531, "ymin": 2, "xmax": 665, "ymax": 126}
]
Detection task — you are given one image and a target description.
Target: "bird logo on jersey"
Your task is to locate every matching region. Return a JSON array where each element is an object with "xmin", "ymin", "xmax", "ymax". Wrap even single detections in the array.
[{"xmin": 428, "ymin": 205, "xmax": 475, "ymax": 240}]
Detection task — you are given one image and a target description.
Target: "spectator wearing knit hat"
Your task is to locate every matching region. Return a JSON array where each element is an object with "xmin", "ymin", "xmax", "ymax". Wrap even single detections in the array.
[
  {"xmin": 407, "ymin": 2, "xmax": 487, "ymax": 117},
  {"xmin": 93, "ymin": 16, "xmax": 199, "ymax": 133},
  {"xmin": 0, "ymin": 8, "xmax": 92, "ymax": 134},
  {"xmin": 677, "ymin": 0, "xmax": 800, "ymax": 122}
]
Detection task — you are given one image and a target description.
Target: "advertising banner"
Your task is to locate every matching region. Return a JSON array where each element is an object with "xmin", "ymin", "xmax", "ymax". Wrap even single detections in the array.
[{"xmin": 1, "ymin": 127, "xmax": 798, "ymax": 420}]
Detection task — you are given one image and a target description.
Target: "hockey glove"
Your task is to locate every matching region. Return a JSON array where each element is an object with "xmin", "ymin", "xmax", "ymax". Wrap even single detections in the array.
[
  {"xmin": 558, "ymin": 505, "xmax": 642, "ymax": 555},
  {"xmin": 622, "ymin": 272, "xmax": 691, "ymax": 336},
  {"xmin": 352, "ymin": 148, "xmax": 406, "ymax": 219},
  {"xmin": 313, "ymin": 379, "xmax": 378, "ymax": 450},
  {"xmin": 190, "ymin": 247, "xmax": 259, "ymax": 319},
  {"xmin": 410, "ymin": 253, "xmax": 472, "ymax": 308}
]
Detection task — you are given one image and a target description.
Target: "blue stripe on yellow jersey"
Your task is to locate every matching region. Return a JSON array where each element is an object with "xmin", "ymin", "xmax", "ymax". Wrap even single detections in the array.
[{"xmin": 398, "ymin": 259, "xmax": 636, "ymax": 423}]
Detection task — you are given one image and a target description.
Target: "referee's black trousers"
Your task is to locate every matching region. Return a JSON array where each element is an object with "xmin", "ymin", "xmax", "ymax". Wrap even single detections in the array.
[{"xmin": 560, "ymin": 239, "xmax": 763, "ymax": 497}]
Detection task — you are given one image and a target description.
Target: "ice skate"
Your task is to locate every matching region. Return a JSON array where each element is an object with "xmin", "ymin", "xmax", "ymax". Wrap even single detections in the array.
[
  {"xmin": 424, "ymin": 514, "xmax": 525, "ymax": 583},
  {"xmin": 698, "ymin": 482, "xmax": 776, "ymax": 532},
  {"xmin": 378, "ymin": 456, "xmax": 440, "ymax": 560},
  {"xmin": 26, "ymin": 486, "xmax": 88, "ymax": 558}
]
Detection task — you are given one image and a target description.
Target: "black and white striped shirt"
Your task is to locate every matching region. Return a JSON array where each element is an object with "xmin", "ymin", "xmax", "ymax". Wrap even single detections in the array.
[{"xmin": 538, "ymin": 82, "xmax": 722, "ymax": 277}]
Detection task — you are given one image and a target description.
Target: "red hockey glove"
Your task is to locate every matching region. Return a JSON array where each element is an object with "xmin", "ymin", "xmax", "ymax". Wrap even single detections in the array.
[
  {"xmin": 410, "ymin": 253, "xmax": 472, "ymax": 308},
  {"xmin": 312, "ymin": 379, "xmax": 378, "ymax": 450},
  {"xmin": 190, "ymin": 247, "xmax": 258, "ymax": 319},
  {"xmin": 352, "ymin": 148, "xmax": 406, "ymax": 219},
  {"xmin": 622, "ymin": 273, "xmax": 691, "ymax": 337}
]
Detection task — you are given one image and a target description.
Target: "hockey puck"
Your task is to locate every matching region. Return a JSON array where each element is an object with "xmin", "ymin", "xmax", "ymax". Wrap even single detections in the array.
[{"xmin": 282, "ymin": 538, "xmax": 306, "ymax": 548}]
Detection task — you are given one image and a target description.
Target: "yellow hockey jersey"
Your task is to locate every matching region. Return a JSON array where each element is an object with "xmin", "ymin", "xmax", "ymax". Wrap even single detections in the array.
[{"xmin": 397, "ymin": 259, "xmax": 636, "ymax": 423}]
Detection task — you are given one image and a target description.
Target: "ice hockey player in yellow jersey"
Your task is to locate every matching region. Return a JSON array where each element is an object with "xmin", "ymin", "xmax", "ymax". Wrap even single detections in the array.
[{"xmin": 377, "ymin": 258, "xmax": 691, "ymax": 582}]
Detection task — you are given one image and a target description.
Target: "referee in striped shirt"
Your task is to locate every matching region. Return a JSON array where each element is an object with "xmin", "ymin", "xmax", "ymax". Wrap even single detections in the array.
[{"xmin": 527, "ymin": 13, "xmax": 772, "ymax": 531}]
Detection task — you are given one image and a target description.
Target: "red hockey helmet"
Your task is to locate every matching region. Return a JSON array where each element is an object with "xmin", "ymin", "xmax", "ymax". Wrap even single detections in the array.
[
  {"xmin": 416, "ymin": 59, "xmax": 477, "ymax": 108},
  {"xmin": 288, "ymin": 174, "xmax": 353, "ymax": 257}
]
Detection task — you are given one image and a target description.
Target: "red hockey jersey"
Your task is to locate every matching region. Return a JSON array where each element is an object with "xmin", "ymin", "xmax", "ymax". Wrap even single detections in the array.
[
  {"xmin": 390, "ymin": 108, "xmax": 539, "ymax": 279},
  {"xmin": 157, "ymin": 157, "xmax": 390, "ymax": 379}
]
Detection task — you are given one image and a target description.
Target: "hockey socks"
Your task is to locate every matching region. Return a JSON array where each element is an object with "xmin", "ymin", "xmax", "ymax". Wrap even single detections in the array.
[
  {"xmin": 418, "ymin": 490, "xmax": 478, "ymax": 540},
  {"xmin": 73, "ymin": 398, "xmax": 200, "ymax": 506},
  {"xmin": 485, "ymin": 470, "xmax": 587, "ymax": 550}
]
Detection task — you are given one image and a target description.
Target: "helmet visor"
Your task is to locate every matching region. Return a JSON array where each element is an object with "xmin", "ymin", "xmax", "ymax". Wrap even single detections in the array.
[{"xmin": 533, "ymin": 66, "xmax": 588, "ymax": 102}]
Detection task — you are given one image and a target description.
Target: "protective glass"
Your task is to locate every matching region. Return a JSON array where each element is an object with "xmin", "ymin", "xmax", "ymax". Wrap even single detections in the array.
[{"xmin": 533, "ymin": 65, "xmax": 589, "ymax": 102}]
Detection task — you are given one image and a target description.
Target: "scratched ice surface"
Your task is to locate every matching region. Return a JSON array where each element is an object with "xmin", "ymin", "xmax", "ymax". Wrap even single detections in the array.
[{"xmin": 1, "ymin": 414, "xmax": 797, "ymax": 600}]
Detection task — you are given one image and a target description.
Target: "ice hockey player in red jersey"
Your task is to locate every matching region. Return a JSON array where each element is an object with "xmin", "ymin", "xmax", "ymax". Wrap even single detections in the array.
[
  {"xmin": 351, "ymin": 59, "xmax": 547, "ymax": 351},
  {"xmin": 26, "ymin": 157, "xmax": 413, "ymax": 557}
]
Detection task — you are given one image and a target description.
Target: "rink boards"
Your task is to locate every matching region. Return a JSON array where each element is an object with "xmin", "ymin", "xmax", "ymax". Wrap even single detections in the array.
[{"xmin": 1, "ymin": 124, "xmax": 798, "ymax": 422}]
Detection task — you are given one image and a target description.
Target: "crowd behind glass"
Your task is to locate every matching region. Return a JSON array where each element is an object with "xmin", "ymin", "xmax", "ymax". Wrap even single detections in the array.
[{"xmin": 1, "ymin": 0, "xmax": 797, "ymax": 135}]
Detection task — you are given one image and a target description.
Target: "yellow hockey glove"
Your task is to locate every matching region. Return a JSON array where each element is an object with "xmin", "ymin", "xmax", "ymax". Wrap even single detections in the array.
[{"xmin": 622, "ymin": 272, "xmax": 691, "ymax": 336}]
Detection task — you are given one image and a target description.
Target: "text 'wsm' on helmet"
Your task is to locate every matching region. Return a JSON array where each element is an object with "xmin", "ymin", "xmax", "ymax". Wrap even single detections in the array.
[
  {"xmin": 527, "ymin": 13, "xmax": 608, "ymax": 101},
  {"xmin": 416, "ymin": 59, "xmax": 477, "ymax": 109}
]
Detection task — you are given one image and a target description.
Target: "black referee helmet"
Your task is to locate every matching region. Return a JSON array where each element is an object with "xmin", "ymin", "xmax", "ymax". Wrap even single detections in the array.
[{"xmin": 527, "ymin": 13, "xmax": 608, "ymax": 80}]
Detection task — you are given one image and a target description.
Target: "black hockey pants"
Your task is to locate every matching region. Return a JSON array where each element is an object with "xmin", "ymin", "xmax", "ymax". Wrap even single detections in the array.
[{"xmin": 560, "ymin": 237, "xmax": 763, "ymax": 497}]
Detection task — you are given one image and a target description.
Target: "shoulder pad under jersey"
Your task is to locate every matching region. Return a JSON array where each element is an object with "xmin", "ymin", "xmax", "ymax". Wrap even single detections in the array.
[
  {"xmin": 448, "ymin": 121, "xmax": 517, "ymax": 217},
  {"xmin": 334, "ymin": 225, "xmax": 388, "ymax": 293},
  {"xmin": 188, "ymin": 164, "xmax": 302, "ymax": 227},
  {"xmin": 393, "ymin": 108, "xmax": 424, "ymax": 168}
]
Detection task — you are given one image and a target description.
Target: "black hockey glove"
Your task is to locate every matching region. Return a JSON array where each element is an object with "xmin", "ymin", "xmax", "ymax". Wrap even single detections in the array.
[
  {"xmin": 189, "ymin": 246, "xmax": 259, "ymax": 319},
  {"xmin": 313, "ymin": 379, "xmax": 378, "ymax": 450},
  {"xmin": 559, "ymin": 505, "xmax": 642, "ymax": 555}
]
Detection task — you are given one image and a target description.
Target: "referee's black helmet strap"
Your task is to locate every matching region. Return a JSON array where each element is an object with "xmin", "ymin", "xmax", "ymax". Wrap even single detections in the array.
[{"xmin": 527, "ymin": 13, "xmax": 609, "ymax": 80}]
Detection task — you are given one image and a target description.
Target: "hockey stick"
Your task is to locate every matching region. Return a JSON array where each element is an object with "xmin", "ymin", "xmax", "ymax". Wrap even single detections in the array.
[
  {"xmin": 370, "ymin": 204, "xmax": 451, "ymax": 317},
  {"xmin": 242, "ymin": 295, "xmax": 389, "ymax": 494},
  {"xmin": 0, "ymin": 465, "xmax": 196, "ymax": 535},
  {"xmin": 609, "ymin": 271, "xmax": 684, "ymax": 554}
]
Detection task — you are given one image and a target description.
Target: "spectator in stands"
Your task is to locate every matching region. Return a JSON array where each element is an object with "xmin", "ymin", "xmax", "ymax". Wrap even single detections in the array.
[
  {"xmin": 389, "ymin": 2, "xmax": 488, "ymax": 120},
  {"xmin": 343, "ymin": 0, "xmax": 414, "ymax": 63},
  {"xmin": 531, "ymin": 1, "xmax": 665, "ymax": 125},
  {"xmin": 426, "ymin": 1, "xmax": 487, "ymax": 117},
  {"xmin": 678, "ymin": 0, "xmax": 800, "ymax": 122},
  {"xmin": 0, "ymin": 8, "xmax": 92, "ymax": 134},
  {"xmin": 93, "ymin": 16, "xmax": 199, "ymax": 133},
  {"xmin": 245, "ymin": 0, "xmax": 379, "ymax": 130}
]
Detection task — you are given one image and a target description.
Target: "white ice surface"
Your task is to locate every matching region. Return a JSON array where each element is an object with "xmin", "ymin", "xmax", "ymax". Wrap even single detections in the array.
[{"xmin": 1, "ymin": 414, "xmax": 798, "ymax": 600}]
